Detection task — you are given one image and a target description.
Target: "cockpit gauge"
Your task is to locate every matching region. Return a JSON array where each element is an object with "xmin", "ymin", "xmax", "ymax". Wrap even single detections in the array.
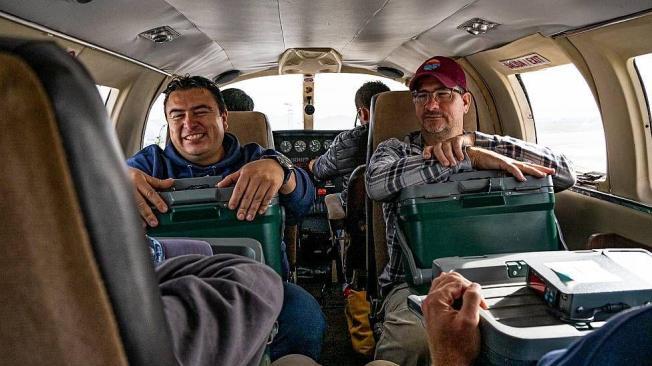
[
  {"xmin": 279, "ymin": 140, "xmax": 293, "ymax": 153},
  {"xmin": 309, "ymin": 139, "xmax": 321, "ymax": 152},
  {"xmin": 294, "ymin": 140, "xmax": 307, "ymax": 153}
]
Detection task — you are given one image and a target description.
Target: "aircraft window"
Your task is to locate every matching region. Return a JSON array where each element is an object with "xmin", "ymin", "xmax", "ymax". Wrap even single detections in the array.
[
  {"xmin": 312, "ymin": 73, "xmax": 408, "ymax": 130},
  {"xmin": 634, "ymin": 53, "xmax": 652, "ymax": 127},
  {"xmin": 226, "ymin": 74, "xmax": 304, "ymax": 131},
  {"xmin": 519, "ymin": 64, "xmax": 606, "ymax": 174},
  {"xmin": 143, "ymin": 93, "xmax": 167, "ymax": 148}
]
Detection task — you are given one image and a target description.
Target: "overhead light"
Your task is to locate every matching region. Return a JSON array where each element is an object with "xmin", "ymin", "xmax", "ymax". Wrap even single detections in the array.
[
  {"xmin": 457, "ymin": 18, "xmax": 499, "ymax": 35},
  {"xmin": 139, "ymin": 26, "xmax": 181, "ymax": 43},
  {"xmin": 213, "ymin": 69, "xmax": 241, "ymax": 85},
  {"xmin": 377, "ymin": 66, "xmax": 404, "ymax": 79}
]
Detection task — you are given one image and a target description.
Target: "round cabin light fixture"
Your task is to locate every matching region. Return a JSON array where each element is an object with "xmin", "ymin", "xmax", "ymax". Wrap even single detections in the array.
[
  {"xmin": 377, "ymin": 66, "xmax": 404, "ymax": 79},
  {"xmin": 213, "ymin": 69, "xmax": 242, "ymax": 85}
]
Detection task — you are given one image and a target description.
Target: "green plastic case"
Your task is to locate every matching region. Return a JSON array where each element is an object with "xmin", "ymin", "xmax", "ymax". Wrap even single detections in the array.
[
  {"xmin": 397, "ymin": 170, "xmax": 559, "ymax": 288},
  {"xmin": 147, "ymin": 176, "xmax": 284, "ymax": 274}
]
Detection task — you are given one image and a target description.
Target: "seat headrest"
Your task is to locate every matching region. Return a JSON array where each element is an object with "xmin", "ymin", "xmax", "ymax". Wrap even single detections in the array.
[
  {"xmin": 227, "ymin": 111, "xmax": 275, "ymax": 148},
  {"xmin": 368, "ymin": 91, "xmax": 421, "ymax": 158}
]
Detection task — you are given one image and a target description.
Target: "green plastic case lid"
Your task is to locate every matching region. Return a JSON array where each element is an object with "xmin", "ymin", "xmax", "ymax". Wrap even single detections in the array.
[
  {"xmin": 157, "ymin": 176, "xmax": 278, "ymax": 206},
  {"xmin": 399, "ymin": 170, "xmax": 554, "ymax": 201}
]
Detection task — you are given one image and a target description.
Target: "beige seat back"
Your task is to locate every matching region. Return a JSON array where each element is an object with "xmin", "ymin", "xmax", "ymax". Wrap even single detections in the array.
[
  {"xmin": 0, "ymin": 52, "xmax": 128, "ymax": 366},
  {"xmin": 227, "ymin": 111, "xmax": 275, "ymax": 148},
  {"xmin": 367, "ymin": 91, "xmax": 421, "ymax": 285},
  {"xmin": 1, "ymin": 39, "xmax": 178, "ymax": 366},
  {"xmin": 366, "ymin": 90, "xmax": 478, "ymax": 291}
]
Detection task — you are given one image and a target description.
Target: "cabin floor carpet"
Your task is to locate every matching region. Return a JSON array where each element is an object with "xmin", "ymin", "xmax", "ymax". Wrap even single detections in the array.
[{"xmin": 298, "ymin": 279, "xmax": 373, "ymax": 366}]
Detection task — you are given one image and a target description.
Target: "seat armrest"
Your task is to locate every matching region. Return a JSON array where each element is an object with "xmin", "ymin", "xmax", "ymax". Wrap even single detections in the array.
[
  {"xmin": 158, "ymin": 238, "xmax": 214, "ymax": 257},
  {"xmin": 155, "ymin": 237, "xmax": 265, "ymax": 263}
]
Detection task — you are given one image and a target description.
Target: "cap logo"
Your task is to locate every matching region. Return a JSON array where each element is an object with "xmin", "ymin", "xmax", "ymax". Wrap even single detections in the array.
[{"xmin": 422, "ymin": 58, "xmax": 441, "ymax": 71}]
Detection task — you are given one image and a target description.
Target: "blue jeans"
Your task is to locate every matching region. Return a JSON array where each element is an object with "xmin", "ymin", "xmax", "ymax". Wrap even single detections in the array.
[
  {"xmin": 270, "ymin": 282, "xmax": 327, "ymax": 362},
  {"xmin": 280, "ymin": 240, "xmax": 290, "ymax": 281}
]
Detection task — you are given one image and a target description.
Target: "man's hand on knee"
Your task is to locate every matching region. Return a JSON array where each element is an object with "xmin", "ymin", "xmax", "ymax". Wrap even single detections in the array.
[
  {"xmin": 128, "ymin": 167, "xmax": 174, "ymax": 227},
  {"xmin": 422, "ymin": 272, "xmax": 488, "ymax": 366}
]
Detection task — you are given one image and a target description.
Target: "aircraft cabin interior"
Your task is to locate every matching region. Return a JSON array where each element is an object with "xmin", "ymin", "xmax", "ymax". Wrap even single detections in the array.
[{"xmin": 1, "ymin": 1, "xmax": 652, "ymax": 365}]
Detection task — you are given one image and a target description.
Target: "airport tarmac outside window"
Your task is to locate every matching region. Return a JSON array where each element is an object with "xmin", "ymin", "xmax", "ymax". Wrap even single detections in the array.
[
  {"xmin": 519, "ymin": 64, "xmax": 607, "ymax": 174},
  {"xmin": 634, "ymin": 53, "xmax": 652, "ymax": 133},
  {"xmin": 312, "ymin": 73, "xmax": 408, "ymax": 130}
]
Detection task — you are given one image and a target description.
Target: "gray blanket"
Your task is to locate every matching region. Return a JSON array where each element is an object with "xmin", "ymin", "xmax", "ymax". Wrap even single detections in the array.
[{"xmin": 157, "ymin": 254, "xmax": 284, "ymax": 366}]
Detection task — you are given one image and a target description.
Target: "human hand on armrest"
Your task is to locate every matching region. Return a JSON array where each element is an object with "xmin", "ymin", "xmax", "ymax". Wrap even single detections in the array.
[
  {"xmin": 466, "ymin": 146, "xmax": 555, "ymax": 182},
  {"xmin": 128, "ymin": 167, "xmax": 174, "ymax": 227},
  {"xmin": 423, "ymin": 272, "xmax": 488, "ymax": 366}
]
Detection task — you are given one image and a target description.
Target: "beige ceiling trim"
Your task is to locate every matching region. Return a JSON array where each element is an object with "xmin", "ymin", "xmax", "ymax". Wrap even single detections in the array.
[
  {"xmin": 552, "ymin": 8, "xmax": 652, "ymax": 38},
  {"xmin": 457, "ymin": 58, "xmax": 501, "ymax": 135}
]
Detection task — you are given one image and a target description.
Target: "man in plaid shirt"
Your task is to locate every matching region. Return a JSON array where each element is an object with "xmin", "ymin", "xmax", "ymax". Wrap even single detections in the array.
[{"xmin": 366, "ymin": 56, "xmax": 576, "ymax": 366}]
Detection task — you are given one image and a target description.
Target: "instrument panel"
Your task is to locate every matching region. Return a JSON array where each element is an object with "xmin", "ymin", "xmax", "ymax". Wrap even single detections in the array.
[
  {"xmin": 273, "ymin": 130, "xmax": 344, "ymax": 217},
  {"xmin": 273, "ymin": 130, "xmax": 341, "ymax": 171},
  {"xmin": 278, "ymin": 138, "xmax": 332, "ymax": 154}
]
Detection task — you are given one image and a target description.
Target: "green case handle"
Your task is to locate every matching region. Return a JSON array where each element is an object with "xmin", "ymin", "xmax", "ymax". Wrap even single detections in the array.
[
  {"xmin": 457, "ymin": 177, "xmax": 506, "ymax": 193},
  {"xmin": 170, "ymin": 206, "xmax": 220, "ymax": 222},
  {"xmin": 458, "ymin": 179, "xmax": 491, "ymax": 193}
]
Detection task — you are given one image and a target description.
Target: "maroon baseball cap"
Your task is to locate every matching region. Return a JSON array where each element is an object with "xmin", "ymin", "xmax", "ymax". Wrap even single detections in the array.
[{"xmin": 409, "ymin": 56, "xmax": 467, "ymax": 91}]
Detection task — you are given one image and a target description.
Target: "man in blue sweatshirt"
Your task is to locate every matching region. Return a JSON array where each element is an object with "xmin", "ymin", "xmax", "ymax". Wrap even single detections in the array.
[{"xmin": 127, "ymin": 75, "xmax": 326, "ymax": 362}]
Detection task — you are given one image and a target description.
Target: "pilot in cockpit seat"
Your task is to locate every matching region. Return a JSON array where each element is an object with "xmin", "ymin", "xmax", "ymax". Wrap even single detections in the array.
[{"xmin": 309, "ymin": 80, "xmax": 389, "ymax": 210}]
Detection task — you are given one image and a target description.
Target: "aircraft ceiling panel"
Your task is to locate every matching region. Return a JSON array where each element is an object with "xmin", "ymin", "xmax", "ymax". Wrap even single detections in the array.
[
  {"xmin": 0, "ymin": 0, "xmax": 228, "ymax": 76},
  {"xmin": 0, "ymin": 0, "xmax": 651, "ymax": 78},
  {"xmin": 279, "ymin": 0, "xmax": 386, "ymax": 51},
  {"xmin": 341, "ymin": 0, "xmax": 474, "ymax": 67},
  {"xmin": 166, "ymin": 0, "xmax": 285, "ymax": 73}
]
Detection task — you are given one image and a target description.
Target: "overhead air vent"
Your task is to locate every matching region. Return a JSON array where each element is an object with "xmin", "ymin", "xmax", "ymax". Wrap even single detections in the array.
[
  {"xmin": 279, "ymin": 48, "xmax": 342, "ymax": 75},
  {"xmin": 457, "ymin": 18, "xmax": 499, "ymax": 35},
  {"xmin": 214, "ymin": 69, "xmax": 241, "ymax": 85},
  {"xmin": 139, "ymin": 26, "xmax": 181, "ymax": 43}
]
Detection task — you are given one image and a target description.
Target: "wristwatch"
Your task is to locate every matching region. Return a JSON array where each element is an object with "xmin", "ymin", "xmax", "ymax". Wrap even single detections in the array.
[{"xmin": 262, "ymin": 154, "xmax": 295, "ymax": 184}]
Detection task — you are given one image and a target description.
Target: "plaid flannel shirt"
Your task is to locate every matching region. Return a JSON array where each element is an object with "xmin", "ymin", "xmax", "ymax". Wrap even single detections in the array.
[{"xmin": 366, "ymin": 130, "xmax": 576, "ymax": 296}]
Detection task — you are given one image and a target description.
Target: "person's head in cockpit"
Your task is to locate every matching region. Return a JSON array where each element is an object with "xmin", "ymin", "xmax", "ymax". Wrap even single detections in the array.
[
  {"xmin": 354, "ymin": 81, "xmax": 390, "ymax": 125},
  {"xmin": 222, "ymin": 88, "xmax": 254, "ymax": 112}
]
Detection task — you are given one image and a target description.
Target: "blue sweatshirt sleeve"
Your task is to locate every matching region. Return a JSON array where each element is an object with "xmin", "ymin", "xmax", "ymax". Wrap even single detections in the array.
[
  {"xmin": 126, "ymin": 145, "xmax": 158, "ymax": 176},
  {"xmin": 243, "ymin": 144, "xmax": 315, "ymax": 223},
  {"xmin": 279, "ymin": 167, "xmax": 315, "ymax": 225}
]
